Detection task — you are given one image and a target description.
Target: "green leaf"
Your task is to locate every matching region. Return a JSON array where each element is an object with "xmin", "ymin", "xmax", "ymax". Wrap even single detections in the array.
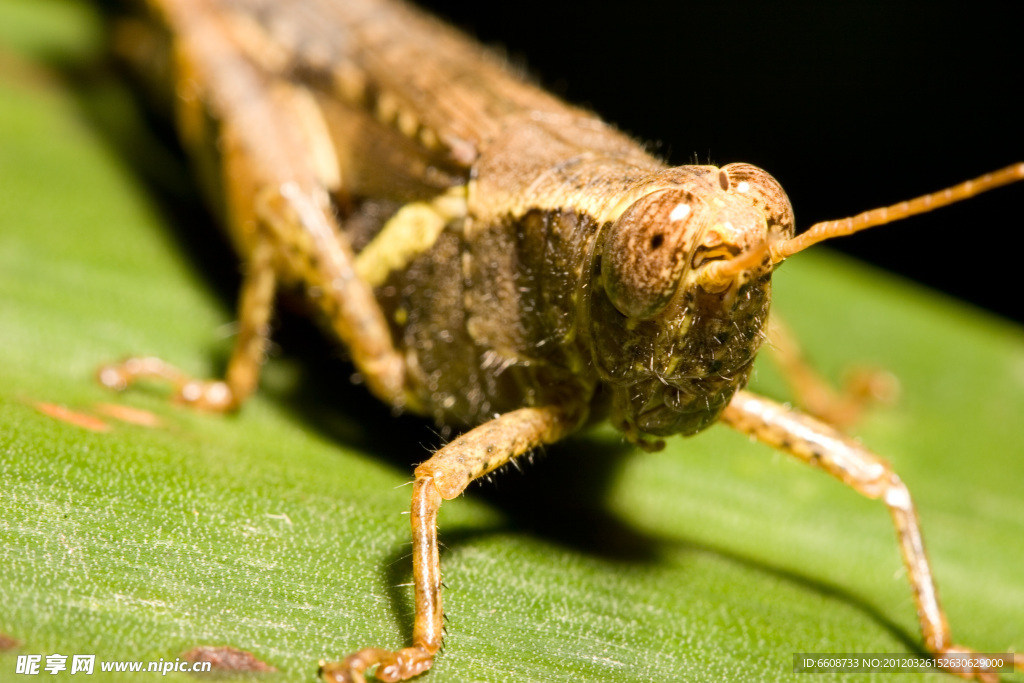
[{"xmin": 1, "ymin": 2, "xmax": 1021, "ymax": 682}]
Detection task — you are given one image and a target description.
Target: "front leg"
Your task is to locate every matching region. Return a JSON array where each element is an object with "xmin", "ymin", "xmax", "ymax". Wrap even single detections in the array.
[
  {"xmin": 721, "ymin": 390, "xmax": 1003, "ymax": 682},
  {"xmin": 320, "ymin": 406, "xmax": 578, "ymax": 683}
]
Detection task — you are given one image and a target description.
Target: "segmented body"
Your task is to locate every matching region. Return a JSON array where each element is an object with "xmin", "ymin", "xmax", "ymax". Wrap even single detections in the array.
[{"xmin": 128, "ymin": 0, "xmax": 786, "ymax": 441}]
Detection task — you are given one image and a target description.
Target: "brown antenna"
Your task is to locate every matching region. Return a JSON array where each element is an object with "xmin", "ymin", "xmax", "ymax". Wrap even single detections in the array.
[
  {"xmin": 769, "ymin": 163, "xmax": 1024, "ymax": 264},
  {"xmin": 696, "ymin": 240, "xmax": 772, "ymax": 292}
]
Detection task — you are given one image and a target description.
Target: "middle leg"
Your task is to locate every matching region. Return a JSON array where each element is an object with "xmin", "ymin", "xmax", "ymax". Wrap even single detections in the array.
[{"xmin": 765, "ymin": 314, "xmax": 898, "ymax": 428}]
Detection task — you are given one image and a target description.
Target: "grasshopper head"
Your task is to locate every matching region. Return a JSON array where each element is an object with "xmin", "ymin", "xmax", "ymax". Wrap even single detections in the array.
[
  {"xmin": 593, "ymin": 164, "xmax": 793, "ymax": 448},
  {"xmin": 591, "ymin": 160, "xmax": 1024, "ymax": 448}
]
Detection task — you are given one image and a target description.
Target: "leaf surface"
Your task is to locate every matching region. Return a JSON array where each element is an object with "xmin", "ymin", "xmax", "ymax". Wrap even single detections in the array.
[{"xmin": 1, "ymin": 2, "xmax": 1021, "ymax": 681}]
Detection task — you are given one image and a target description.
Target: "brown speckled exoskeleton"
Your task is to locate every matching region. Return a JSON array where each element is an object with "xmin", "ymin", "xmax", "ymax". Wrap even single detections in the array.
[{"xmin": 100, "ymin": 0, "xmax": 1024, "ymax": 680}]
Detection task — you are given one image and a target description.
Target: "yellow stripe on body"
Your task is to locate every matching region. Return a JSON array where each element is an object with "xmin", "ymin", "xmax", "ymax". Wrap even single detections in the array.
[{"xmin": 354, "ymin": 185, "xmax": 468, "ymax": 287}]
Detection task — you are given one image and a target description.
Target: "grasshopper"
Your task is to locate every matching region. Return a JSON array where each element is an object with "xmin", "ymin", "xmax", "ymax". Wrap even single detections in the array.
[{"xmin": 100, "ymin": 0, "xmax": 1023, "ymax": 680}]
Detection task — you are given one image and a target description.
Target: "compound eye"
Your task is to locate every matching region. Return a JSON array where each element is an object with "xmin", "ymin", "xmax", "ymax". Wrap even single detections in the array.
[
  {"xmin": 602, "ymin": 189, "xmax": 700, "ymax": 319},
  {"xmin": 719, "ymin": 162, "xmax": 795, "ymax": 238}
]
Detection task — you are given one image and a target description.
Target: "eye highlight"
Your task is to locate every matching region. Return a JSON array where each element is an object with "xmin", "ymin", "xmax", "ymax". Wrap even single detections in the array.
[{"xmin": 669, "ymin": 203, "xmax": 691, "ymax": 222}]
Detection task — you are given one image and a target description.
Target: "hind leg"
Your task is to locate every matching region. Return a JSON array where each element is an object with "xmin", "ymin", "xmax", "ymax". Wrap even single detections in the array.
[{"xmin": 100, "ymin": 0, "xmax": 409, "ymax": 410}]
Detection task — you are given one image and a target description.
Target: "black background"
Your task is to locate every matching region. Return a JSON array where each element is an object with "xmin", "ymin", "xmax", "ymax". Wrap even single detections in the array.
[{"xmin": 416, "ymin": 1, "xmax": 1023, "ymax": 325}]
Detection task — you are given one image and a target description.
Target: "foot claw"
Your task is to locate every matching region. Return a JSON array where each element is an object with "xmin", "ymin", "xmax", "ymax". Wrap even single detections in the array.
[
  {"xmin": 176, "ymin": 379, "xmax": 236, "ymax": 411},
  {"xmin": 97, "ymin": 364, "xmax": 130, "ymax": 392},
  {"xmin": 936, "ymin": 645, "xmax": 1002, "ymax": 683},
  {"xmin": 319, "ymin": 647, "xmax": 433, "ymax": 683},
  {"xmin": 842, "ymin": 365, "xmax": 900, "ymax": 408},
  {"xmin": 97, "ymin": 357, "xmax": 237, "ymax": 412}
]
